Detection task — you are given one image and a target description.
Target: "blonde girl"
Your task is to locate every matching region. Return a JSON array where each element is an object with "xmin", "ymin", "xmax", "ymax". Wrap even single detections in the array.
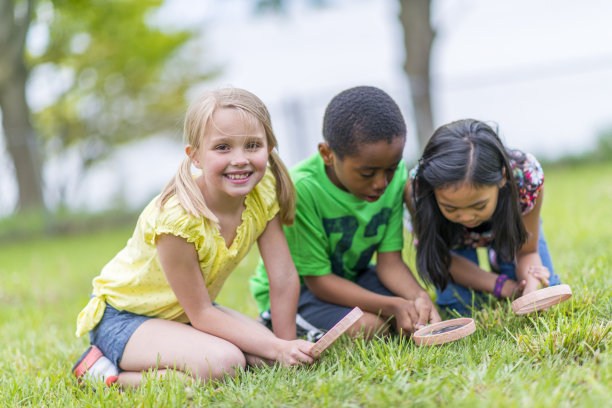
[{"xmin": 73, "ymin": 87, "xmax": 313, "ymax": 388}]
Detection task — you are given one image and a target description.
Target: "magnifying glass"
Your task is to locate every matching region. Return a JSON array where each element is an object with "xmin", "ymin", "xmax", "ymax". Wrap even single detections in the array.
[
  {"xmin": 512, "ymin": 284, "xmax": 572, "ymax": 315},
  {"xmin": 413, "ymin": 317, "xmax": 476, "ymax": 346},
  {"xmin": 311, "ymin": 307, "xmax": 364, "ymax": 359}
]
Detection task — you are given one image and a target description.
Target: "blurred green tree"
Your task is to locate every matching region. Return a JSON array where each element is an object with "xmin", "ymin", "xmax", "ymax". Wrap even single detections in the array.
[{"xmin": 0, "ymin": 0, "xmax": 216, "ymax": 212}]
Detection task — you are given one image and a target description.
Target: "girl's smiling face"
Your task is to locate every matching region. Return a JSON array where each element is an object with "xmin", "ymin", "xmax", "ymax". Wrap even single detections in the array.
[
  {"xmin": 188, "ymin": 108, "xmax": 270, "ymax": 201},
  {"xmin": 433, "ymin": 182, "xmax": 501, "ymax": 228}
]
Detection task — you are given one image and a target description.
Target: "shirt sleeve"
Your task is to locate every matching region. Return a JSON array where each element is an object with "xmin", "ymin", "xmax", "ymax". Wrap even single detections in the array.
[
  {"xmin": 150, "ymin": 198, "xmax": 204, "ymax": 248},
  {"xmin": 284, "ymin": 179, "xmax": 333, "ymax": 277},
  {"xmin": 513, "ymin": 152, "xmax": 544, "ymax": 214}
]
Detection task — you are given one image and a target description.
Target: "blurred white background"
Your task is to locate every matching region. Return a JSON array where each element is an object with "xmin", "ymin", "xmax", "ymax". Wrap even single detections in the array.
[{"xmin": 4, "ymin": 0, "xmax": 612, "ymax": 214}]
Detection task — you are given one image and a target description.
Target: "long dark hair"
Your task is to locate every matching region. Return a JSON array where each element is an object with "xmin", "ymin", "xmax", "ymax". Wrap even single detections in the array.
[{"xmin": 412, "ymin": 119, "xmax": 528, "ymax": 290}]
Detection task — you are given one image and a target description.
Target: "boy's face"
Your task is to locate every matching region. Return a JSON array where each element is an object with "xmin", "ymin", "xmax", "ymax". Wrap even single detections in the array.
[{"xmin": 319, "ymin": 137, "xmax": 405, "ymax": 202}]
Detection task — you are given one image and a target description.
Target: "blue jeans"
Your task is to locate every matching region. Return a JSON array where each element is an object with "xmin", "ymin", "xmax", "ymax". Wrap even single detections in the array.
[{"xmin": 436, "ymin": 225, "xmax": 561, "ymax": 316}]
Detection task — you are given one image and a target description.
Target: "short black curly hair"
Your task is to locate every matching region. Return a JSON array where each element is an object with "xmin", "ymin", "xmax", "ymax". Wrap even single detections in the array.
[{"xmin": 322, "ymin": 86, "xmax": 406, "ymax": 158}]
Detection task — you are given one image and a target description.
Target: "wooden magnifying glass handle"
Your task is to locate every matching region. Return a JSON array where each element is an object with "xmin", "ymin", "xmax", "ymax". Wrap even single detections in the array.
[{"xmin": 311, "ymin": 307, "xmax": 364, "ymax": 359}]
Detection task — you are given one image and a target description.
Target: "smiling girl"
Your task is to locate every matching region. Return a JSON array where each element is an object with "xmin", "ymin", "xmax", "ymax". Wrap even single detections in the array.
[
  {"xmin": 73, "ymin": 88, "xmax": 313, "ymax": 388},
  {"xmin": 405, "ymin": 119, "xmax": 561, "ymax": 315}
]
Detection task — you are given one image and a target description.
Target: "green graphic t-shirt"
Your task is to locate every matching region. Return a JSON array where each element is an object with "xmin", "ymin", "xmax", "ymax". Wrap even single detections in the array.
[{"xmin": 249, "ymin": 153, "xmax": 407, "ymax": 313}]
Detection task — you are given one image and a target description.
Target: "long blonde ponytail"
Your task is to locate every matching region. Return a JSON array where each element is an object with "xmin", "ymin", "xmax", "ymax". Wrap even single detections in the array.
[
  {"xmin": 158, "ymin": 156, "xmax": 217, "ymax": 221},
  {"xmin": 268, "ymin": 150, "xmax": 296, "ymax": 225}
]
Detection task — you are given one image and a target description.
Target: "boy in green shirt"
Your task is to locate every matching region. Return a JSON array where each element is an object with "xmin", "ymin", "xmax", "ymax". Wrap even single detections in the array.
[{"xmin": 250, "ymin": 86, "xmax": 440, "ymax": 338}]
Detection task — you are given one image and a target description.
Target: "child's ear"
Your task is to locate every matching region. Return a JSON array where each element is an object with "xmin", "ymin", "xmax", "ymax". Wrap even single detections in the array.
[
  {"xmin": 318, "ymin": 142, "xmax": 334, "ymax": 166},
  {"xmin": 185, "ymin": 145, "xmax": 202, "ymax": 169}
]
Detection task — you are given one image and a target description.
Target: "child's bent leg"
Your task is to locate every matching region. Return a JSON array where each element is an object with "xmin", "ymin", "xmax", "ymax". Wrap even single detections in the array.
[
  {"xmin": 494, "ymin": 223, "xmax": 560, "ymax": 285},
  {"xmin": 538, "ymin": 223, "xmax": 561, "ymax": 285},
  {"xmin": 73, "ymin": 346, "xmax": 118, "ymax": 386},
  {"xmin": 74, "ymin": 301, "xmax": 149, "ymax": 387},
  {"xmin": 436, "ymin": 248, "xmax": 483, "ymax": 316},
  {"xmin": 435, "ymin": 282, "xmax": 479, "ymax": 317},
  {"xmin": 119, "ymin": 318, "xmax": 246, "ymax": 387},
  {"xmin": 116, "ymin": 369, "xmax": 190, "ymax": 388},
  {"xmin": 297, "ymin": 285, "xmax": 353, "ymax": 330},
  {"xmin": 298, "ymin": 268, "xmax": 394, "ymax": 339},
  {"xmin": 297, "ymin": 282, "xmax": 389, "ymax": 339}
]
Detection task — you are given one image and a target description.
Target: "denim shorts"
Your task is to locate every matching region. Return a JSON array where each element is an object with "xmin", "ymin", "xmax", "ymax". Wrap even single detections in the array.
[
  {"xmin": 297, "ymin": 266, "xmax": 393, "ymax": 330},
  {"xmin": 89, "ymin": 303, "xmax": 152, "ymax": 369}
]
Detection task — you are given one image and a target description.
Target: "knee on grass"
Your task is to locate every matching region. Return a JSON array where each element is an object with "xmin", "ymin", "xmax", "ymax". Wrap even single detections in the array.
[
  {"xmin": 186, "ymin": 342, "xmax": 246, "ymax": 381},
  {"xmin": 349, "ymin": 313, "xmax": 390, "ymax": 340}
]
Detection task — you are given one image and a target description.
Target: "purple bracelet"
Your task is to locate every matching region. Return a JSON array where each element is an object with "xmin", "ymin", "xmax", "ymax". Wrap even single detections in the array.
[{"xmin": 494, "ymin": 275, "xmax": 509, "ymax": 299}]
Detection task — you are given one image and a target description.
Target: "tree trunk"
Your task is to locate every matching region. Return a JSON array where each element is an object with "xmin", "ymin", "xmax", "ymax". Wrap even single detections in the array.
[
  {"xmin": 0, "ymin": 0, "xmax": 44, "ymax": 211},
  {"xmin": 398, "ymin": 0, "xmax": 435, "ymax": 151},
  {"xmin": 0, "ymin": 64, "xmax": 44, "ymax": 211}
]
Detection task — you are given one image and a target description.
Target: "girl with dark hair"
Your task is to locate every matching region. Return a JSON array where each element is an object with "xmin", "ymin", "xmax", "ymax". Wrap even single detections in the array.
[{"xmin": 404, "ymin": 119, "xmax": 561, "ymax": 315}]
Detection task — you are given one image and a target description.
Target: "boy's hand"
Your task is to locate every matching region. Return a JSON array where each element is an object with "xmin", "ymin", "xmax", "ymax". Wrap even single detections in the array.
[
  {"xmin": 390, "ymin": 298, "xmax": 417, "ymax": 335},
  {"xmin": 390, "ymin": 293, "xmax": 440, "ymax": 334},
  {"xmin": 412, "ymin": 292, "xmax": 441, "ymax": 330}
]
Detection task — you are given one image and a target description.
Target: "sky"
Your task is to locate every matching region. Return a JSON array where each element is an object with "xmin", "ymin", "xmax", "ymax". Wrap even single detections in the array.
[{"xmin": 2, "ymin": 0, "xmax": 612, "ymax": 214}]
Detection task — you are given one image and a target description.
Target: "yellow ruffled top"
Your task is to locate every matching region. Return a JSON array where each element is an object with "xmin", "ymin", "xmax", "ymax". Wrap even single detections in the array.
[{"xmin": 75, "ymin": 170, "xmax": 279, "ymax": 337}]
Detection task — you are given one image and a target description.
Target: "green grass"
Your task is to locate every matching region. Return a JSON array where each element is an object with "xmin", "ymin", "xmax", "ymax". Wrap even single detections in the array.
[{"xmin": 1, "ymin": 162, "xmax": 610, "ymax": 407}]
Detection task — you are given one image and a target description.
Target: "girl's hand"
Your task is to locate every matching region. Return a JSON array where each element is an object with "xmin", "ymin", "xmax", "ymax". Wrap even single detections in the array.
[
  {"xmin": 501, "ymin": 279, "xmax": 526, "ymax": 299},
  {"xmin": 522, "ymin": 265, "xmax": 551, "ymax": 295},
  {"xmin": 528, "ymin": 265, "xmax": 550, "ymax": 287},
  {"xmin": 274, "ymin": 339, "xmax": 314, "ymax": 366}
]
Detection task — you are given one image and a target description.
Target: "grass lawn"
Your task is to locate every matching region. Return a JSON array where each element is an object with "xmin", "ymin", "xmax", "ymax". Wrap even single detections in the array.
[{"xmin": 0, "ymin": 161, "xmax": 610, "ymax": 407}]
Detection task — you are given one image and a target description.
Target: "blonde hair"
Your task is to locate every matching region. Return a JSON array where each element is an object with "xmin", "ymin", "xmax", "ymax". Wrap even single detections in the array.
[{"xmin": 158, "ymin": 87, "xmax": 296, "ymax": 225}]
